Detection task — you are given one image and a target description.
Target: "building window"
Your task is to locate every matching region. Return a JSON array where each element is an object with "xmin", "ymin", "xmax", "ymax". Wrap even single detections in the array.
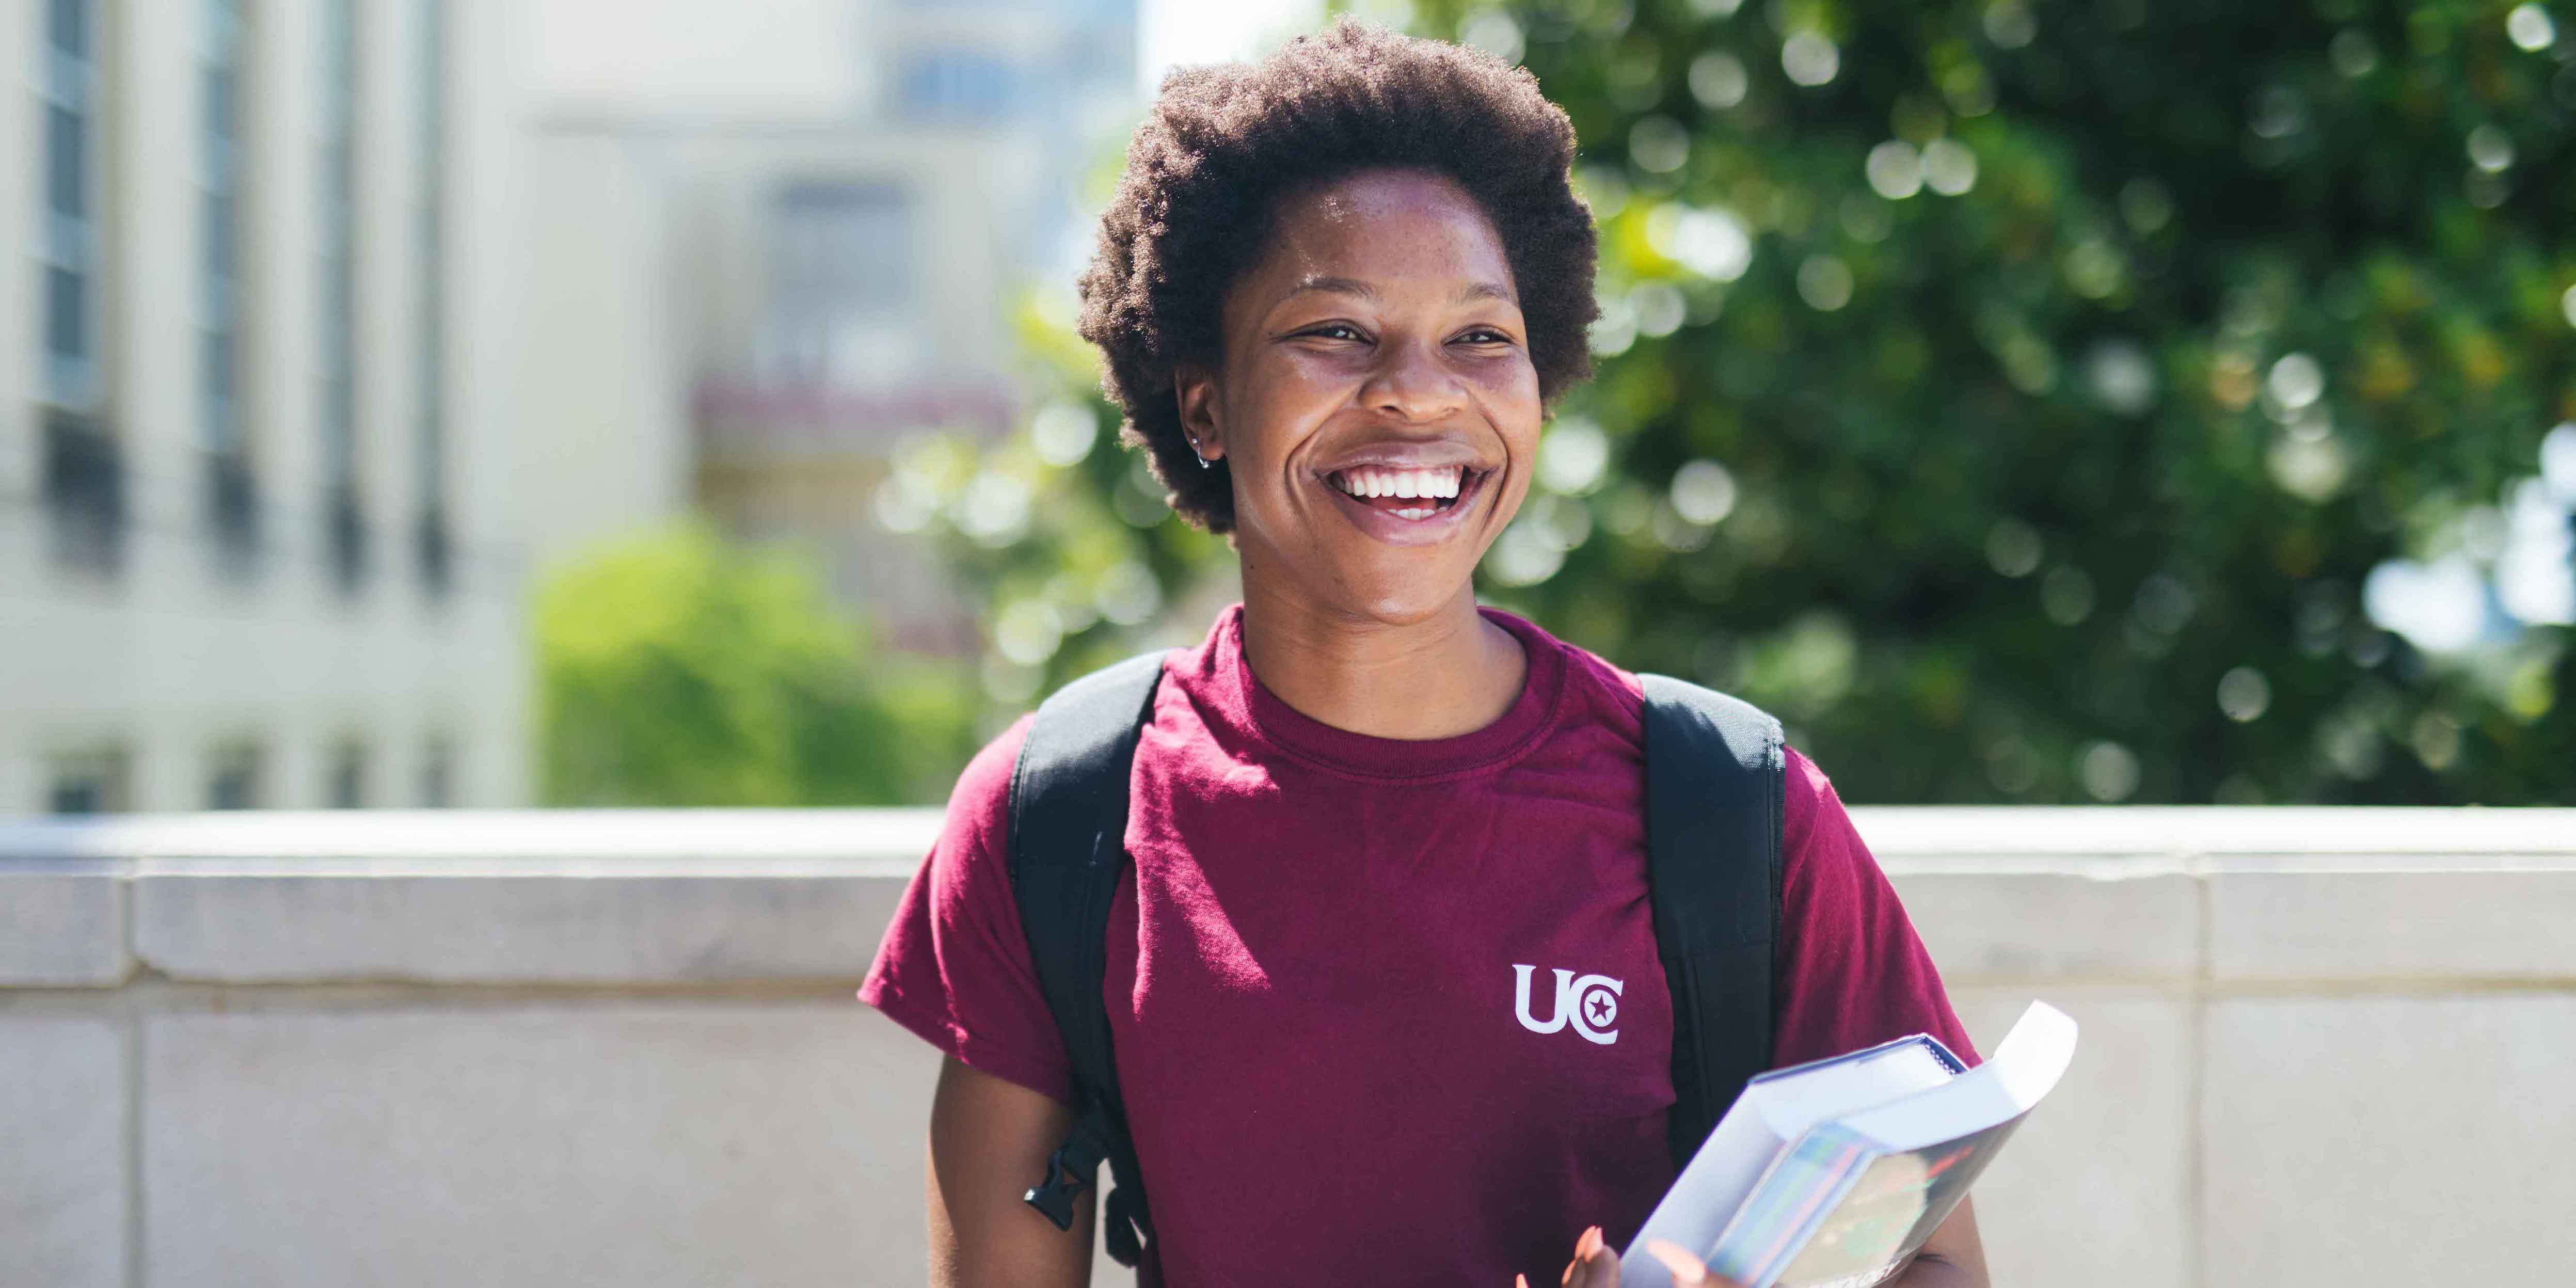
[
  {"xmin": 420, "ymin": 735, "xmax": 454, "ymax": 807},
  {"xmin": 896, "ymin": 49, "xmax": 1021, "ymax": 124},
  {"xmin": 762, "ymin": 182, "xmax": 915, "ymax": 385},
  {"xmin": 319, "ymin": 0, "xmax": 365, "ymax": 593},
  {"xmin": 411, "ymin": 0, "xmax": 450, "ymax": 597},
  {"xmin": 38, "ymin": 0, "xmax": 122, "ymax": 571},
  {"xmin": 206, "ymin": 742, "xmax": 265, "ymax": 810},
  {"xmin": 47, "ymin": 747, "xmax": 130, "ymax": 815},
  {"xmin": 40, "ymin": 0, "xmax": 101, "ymax": 411},
  {"xmin": 326, "ymin": 739, "xmax": 367, "ymax": 807},
  {"xmin": 201, "ymin": 0, "xmax": 260, "ymax": 571}
]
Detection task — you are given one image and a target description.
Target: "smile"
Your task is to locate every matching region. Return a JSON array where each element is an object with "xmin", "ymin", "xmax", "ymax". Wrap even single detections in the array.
[{"xmin": 1319, "ymin": 463, "xmax": 1494, "ymax": 545}]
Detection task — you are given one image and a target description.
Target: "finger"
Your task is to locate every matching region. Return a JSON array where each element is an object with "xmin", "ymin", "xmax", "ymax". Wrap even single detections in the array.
[
  {"xmin": 1643, "ymin": 1238, "xmax": 1746, "ymax": 1288},
  {"xmin": 1562, "ymin": 1225, "xmax": 1617, "ymax": 1287}
]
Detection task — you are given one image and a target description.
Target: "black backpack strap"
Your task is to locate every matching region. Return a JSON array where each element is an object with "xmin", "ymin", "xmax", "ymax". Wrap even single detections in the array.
[
  {"xmin": 1638, "ymin": 674, "xmax": 1786, "ymax": 1170},
  {"xmin": 1007, "ymin": 650, "xmax": 1169, "ymax": 1267}
]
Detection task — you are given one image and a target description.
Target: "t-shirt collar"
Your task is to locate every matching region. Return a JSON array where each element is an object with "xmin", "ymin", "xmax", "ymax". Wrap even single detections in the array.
[{"xmin": 1173, "ymin": 602, "xmax": 1569, "ymax": 781}]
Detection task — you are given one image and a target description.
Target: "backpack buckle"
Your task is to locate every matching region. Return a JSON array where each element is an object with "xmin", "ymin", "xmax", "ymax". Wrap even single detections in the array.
[{"xmin": 1022, "ymin": 1143, "xmax": 1088, "ymax": 1231}]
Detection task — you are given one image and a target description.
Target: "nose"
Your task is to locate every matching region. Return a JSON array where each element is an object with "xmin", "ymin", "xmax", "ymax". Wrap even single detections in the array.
[{"xmin": 1358, "ymin": 335, "xmax": 1468, "ymax": 423}]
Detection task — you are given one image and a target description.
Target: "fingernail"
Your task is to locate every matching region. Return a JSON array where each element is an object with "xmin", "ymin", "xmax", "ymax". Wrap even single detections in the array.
[
  {"xmin": 1517, "ymin": 1277, "xmax": 1531, "ymax": 1288},
  {"xmin": 1578, "ymin": 1225, "xmax": 1605, "ymax": 1260},
  {"xmin": 1645, "ymin": 1237, "xmax": 1709, "ymax": 1284}
]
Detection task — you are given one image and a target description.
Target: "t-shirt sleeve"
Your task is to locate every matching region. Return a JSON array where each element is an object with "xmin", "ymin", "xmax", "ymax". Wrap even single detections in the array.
[
  {"xmin": 856, "ymin": 713, "xmax": 1075, "ymax": 1103},
  {"xmin": 1769, "ymin": 746, "xmax": 1982, "ymax": 1070}
]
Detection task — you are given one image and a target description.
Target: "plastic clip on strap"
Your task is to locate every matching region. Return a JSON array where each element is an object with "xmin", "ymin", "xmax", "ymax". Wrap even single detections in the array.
[
  {"xmin": 1022, "ymin": 1116, "xmax": 1105, "ymax": 1232},
  {"xmin": 1019, "ymin": 1105, "xmax": 1153, "ymax": 1264}
]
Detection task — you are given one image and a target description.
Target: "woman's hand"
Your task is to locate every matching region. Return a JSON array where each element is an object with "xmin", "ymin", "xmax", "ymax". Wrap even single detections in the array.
[{"xmin": 1515, "ymin": 1228, "xmax": 1747, "ymax": 1288}]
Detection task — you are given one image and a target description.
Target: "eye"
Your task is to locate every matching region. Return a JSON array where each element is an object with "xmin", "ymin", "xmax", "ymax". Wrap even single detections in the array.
[
  {"xmin": 1300, "ymin": 323, "xmax": 1369, "ymax": 342},
  {"xmin": 1452, "ymin": 327, "xmax": 1517, "ymax": 346}
]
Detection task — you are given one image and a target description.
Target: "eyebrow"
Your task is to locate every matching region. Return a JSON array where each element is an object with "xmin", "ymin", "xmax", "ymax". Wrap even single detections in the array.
[{"xmin": 1283, "ymin": 275, "xmax": 1519, "ymax": 306}]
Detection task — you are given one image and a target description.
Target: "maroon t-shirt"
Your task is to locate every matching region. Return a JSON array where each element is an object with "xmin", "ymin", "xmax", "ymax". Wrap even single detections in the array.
[{"xmin": 860, "ymin": 605, "xmax": 1976, "ymax": 1286}]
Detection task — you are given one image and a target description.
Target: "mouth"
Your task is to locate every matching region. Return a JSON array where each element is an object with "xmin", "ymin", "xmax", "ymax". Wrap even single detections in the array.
[{"xmin": 1318, "ymin": 463, "xmax": 1497, "ymax": 545}]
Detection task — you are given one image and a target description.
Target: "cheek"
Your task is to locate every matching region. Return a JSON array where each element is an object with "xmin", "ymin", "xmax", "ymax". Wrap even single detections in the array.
[
  {"xmin": 1233, "ymin": 359, "xmax": 1349, "ymax": 467},
  {"xmin": 1478, "ymin": 361, "xmax": 1546, "ymax": 448}
]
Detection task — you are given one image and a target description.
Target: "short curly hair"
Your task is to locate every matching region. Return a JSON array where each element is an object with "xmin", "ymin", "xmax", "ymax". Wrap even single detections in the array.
[{"xmin": 1075, "ymin": 19, "xmax": 1599, "ymax": 535}]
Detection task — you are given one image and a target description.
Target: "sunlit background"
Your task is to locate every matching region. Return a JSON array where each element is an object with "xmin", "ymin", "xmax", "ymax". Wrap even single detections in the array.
[
  {"xmin": 5, "ymin": 0, "xmax": 2573, "ymax": 813},
  {"xmin": 7, "ymin": 7, "xmax": 2576, "ymax": 1287}
]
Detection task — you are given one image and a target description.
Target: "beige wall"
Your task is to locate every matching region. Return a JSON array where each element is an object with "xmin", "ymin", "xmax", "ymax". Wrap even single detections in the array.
[{"xmin": 4, "ymin": 806, "xmax": 2572, "ymax": 1286}]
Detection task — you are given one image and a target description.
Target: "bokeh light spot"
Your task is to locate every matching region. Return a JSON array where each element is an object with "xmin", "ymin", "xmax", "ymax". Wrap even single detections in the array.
[
  {"xmin": 1689, "ymin": 51, "xmax": 1748, "ymax": 109},
  {"xmin": 1669, "ymin": 459, "xmax": 1739, "ymax": 525},
  {"xmin": 2217, "ymin": 666, "xmax": 2271, "ymax": 722},
  {"xmin": 1537, "ymin": 417, "xmax": 1611, "ymax": 495},
  {"xmin": 1796, "ymin": 255, "xmax": 1854, "ymax": 311},
  {"xmin": 1983, "ymin": 1, "xmax": 2037, "ymax": 49},
  {"xmin": 1865, "ymin": 141, "xmax": 1923, "ymax": 199},
  {"xmin": 1781, "ymin": 31, "xmax": 1839, "ymax": 86},
  {"xmin": 2507, "ymin": 4, "xmax": 2556, "ymax": 52},
  {"xmin": 1922, "ymin": 139, "xmax": 1979, "ymax": 195},
  {"xmin": 1029, "ymin": 401, "xmax": 1099, "ymax": 467},
  {"xmin": 2077, "ymin": 741, "xmax": 2139, "ymax": 801},
  {"xmin": 1629, "ymin": 115, "xmax": 1690, "ymax": 174}
]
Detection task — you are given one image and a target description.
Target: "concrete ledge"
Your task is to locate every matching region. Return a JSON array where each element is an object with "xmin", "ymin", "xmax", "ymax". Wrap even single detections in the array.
[
  {"xmin": 0, "ymin": 871, "xmax": 129, "ymax": 986},
  {"xmin": 131, "ymin": 871, "xmax": 909, "ymax": 985},
  {"xmin": 1893, "ymin": 872, "xmax": 2199, "ymax": 984},
  {"xmin": 2210, "ymin": 870, "xmax": 2576, "ymax": 983},
  {"xmin": 8, "ymin": 808, "xmax": 2574, "ymax": 990}
]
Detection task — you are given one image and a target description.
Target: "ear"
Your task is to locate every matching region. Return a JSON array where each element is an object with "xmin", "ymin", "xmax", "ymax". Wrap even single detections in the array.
[{"xmin": 1172, "ymin": 363, "xmax": 1226, "ymax": 464}]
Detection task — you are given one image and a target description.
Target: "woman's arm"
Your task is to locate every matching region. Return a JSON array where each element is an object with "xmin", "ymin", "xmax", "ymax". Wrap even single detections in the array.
[
  {"xmin": 926, "ymin": 1055, "xmax": 1093, "ymax": 1288},
  {"xmin": 1886, "ymin": 1195, "xmax": 1990, "ymax": 1286}
]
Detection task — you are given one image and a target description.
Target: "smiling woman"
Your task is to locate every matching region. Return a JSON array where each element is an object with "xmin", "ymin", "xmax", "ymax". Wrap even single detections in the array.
[{"xmin": 858, "ymin": 19, "xmax": 1990, "ymax": 1288}]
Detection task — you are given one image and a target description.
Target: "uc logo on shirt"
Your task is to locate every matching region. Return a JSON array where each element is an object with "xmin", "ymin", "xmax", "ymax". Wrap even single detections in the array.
[{"xmin": 1512, "ymin": 964, "xmax": 1624, "ymax": 1045}]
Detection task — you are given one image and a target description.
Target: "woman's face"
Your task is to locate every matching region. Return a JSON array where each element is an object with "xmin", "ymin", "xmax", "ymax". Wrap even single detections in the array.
[{"xmin": 1179, "ymin": 167, "xmax": 1544, "ymax": 626}]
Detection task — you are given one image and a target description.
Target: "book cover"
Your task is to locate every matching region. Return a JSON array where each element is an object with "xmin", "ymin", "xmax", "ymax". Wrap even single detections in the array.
[{"xmin": 1715, "ymin": 1115, "xmax": 2025, "ymax": 1288}]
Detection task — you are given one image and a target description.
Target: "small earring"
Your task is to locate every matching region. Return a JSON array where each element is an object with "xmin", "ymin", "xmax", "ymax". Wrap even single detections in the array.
[{"xmin": 1188, "ymin": 437, "xmax": 1213, "ymax": 469}]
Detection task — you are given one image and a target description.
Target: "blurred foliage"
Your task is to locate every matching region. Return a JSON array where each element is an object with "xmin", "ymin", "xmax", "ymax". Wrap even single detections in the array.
[
  {"xmin": 1362, "ymin": 0, "xmax": 2576, "ymax": 803},
  {"xmin": 534, "ymin": 523, "xmax": 980, "ymax": 805}
]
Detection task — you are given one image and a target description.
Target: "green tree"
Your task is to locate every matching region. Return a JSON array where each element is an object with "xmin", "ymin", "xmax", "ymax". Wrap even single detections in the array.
[
  {"xmin": 1391, "ymin": 0, "xmax": 2576, "ymax": 803},
  {"xmin": 534, "ymin": 523, "xmax": 979, "ymax": 805}
]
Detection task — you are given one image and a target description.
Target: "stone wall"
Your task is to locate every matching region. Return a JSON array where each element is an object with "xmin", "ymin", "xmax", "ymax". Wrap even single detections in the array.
[{"xmin": 4, "ymin": 807, "xmax": 2571, "ymax": 1286}]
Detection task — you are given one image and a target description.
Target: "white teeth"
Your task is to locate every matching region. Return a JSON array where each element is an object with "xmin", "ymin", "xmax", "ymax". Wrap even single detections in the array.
[{"xmin": 1332, "ymin": 466, "xmax": 1468, "ymax": 501}]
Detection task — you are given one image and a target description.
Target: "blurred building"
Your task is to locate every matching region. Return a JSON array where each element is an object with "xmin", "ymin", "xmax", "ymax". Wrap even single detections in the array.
[
  {"xmin": 0, "ymin": 0, "xmax": 1142, "ymax": 814},
  {"xmin": 0, "ymin": 0, "xmax": 534, "ymax": 812},
  {"xmin": 520, "ymin": 0, "xmax": 1138, "ymax": 655}
]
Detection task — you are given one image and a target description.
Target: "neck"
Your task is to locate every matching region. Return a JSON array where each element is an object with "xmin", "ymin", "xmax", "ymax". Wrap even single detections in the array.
[{"xmin": 1236, "ymin": 571, "xmax": 1528, "ymax": 741}]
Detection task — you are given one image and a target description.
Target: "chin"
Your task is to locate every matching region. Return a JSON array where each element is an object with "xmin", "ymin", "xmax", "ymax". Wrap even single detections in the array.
[{"xmin": 1329, "ymin": 566, "xmax": 1480, "ymax": 626}]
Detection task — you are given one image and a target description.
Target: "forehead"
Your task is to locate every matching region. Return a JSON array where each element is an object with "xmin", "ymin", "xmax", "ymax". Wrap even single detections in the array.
[{"xmin": 1247, "ymin": 168, "xmax": 1516, "ymax": 301}]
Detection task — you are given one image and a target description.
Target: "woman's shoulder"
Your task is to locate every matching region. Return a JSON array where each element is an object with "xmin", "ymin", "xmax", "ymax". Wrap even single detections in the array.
[{"xmin": 934, "ymin": 712, "xmax": 1039, "ymax": 861}]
